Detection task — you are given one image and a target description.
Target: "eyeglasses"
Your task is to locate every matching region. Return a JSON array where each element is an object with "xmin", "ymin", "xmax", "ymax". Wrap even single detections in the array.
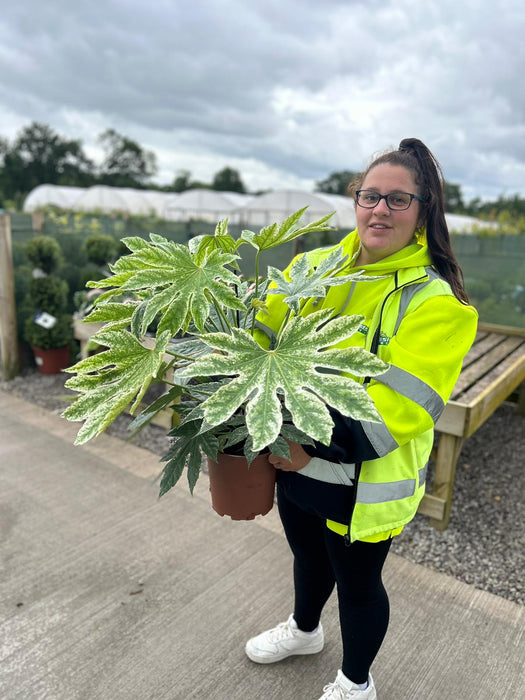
[{"xmin": 355, "ymin": 190, "xmax": 426, "ymax": 211}]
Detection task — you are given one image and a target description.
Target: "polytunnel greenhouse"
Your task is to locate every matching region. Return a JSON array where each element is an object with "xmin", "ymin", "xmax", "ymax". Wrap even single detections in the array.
[
  {"xmin": 22, "ymin": 184, "xmax": 494, "ymax": 233},
  {"xmin": 23, "ymin": 184, "xmax": 85, "ymax": 212},
  {"xmin": 73, "ymin": 186, "xmax": 148, "ymax": 216},
  {"xmin": 229, "ymin": 190, "xmax": 357, "ymax": 229},
  {"xmin": 164, "ymin": 189, "xmax": 252, "ymax": 222}
]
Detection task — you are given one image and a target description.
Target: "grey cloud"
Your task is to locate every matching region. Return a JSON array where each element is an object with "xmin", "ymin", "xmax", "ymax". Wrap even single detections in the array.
[
  {"xmin": 0, "ymin": 0, "xmax": 524, "ymax": 198},
  {"xmin": 0, "ymin": 1, "xmax": 344, "ymax": 130}
]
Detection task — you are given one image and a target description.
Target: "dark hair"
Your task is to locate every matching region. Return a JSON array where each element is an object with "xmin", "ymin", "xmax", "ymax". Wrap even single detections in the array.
[{"xmin": 348, "ymin": 138, "xmax": 469, "ymax": 303}]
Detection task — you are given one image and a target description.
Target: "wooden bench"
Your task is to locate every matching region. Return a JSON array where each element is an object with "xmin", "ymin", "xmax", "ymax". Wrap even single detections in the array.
[{"xmin": 418, "ymin": 322, "xmax": 525, "ymax": 530}]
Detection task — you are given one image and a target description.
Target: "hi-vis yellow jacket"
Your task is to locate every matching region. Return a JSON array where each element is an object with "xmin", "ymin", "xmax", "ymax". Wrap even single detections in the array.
[{"xmin": 256, "ymin": 229, "xmax": 478, "ymax": 543}]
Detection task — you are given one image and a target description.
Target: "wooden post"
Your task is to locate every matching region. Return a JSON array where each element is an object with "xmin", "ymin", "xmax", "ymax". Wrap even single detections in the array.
[
  {"xmin": 32, "ymin": 211, "xmax": 45, "ymax": 232},
  {"xmin": 0, "ymin": 214, "xmax": 19, "ymax": 380},
  {"xmin": 429, "ymin": 433, "xmax": 465, "ymax": 531}
]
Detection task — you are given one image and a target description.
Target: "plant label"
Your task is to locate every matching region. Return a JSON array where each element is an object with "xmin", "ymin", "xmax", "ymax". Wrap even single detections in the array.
[{"xmin": 34, "ymin": 312, "xmax": 57, "ymax": 329}]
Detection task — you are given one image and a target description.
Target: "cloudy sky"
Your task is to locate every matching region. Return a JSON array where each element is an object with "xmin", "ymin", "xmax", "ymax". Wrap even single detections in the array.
[{"xmin": 1, "ymin": 0, "xmax": 524, "ymax": 201}]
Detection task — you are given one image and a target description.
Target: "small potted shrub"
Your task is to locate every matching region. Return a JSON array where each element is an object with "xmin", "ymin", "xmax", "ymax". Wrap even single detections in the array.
[
  {"xmin": 22, "ymin": 236, "xmax": 73, "ymax": 374},
  {"xmin": 25, "ymin": 235, "xmax": 63, "ymax": 275},
  {"xmin": 24, "ymin": 312, "xmax": 73, "ymax": 367},
  {"xmin": 62, "ymin": 209, "xmax": 387, "ymax": 518}
]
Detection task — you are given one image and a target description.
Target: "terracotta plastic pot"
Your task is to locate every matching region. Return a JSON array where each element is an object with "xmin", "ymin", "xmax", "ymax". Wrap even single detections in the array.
[
  {"xmin": 207, "ymin": 451, "xmax": 276, "ymax": 520},
  {"xmin": 31, "ymin": 345, "xmax": 71, "ymax": 375}
]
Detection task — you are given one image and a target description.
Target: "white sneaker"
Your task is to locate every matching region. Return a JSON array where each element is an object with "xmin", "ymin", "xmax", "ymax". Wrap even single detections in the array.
[
  {"xmin": 245, "ymin": 614, "xmax": 324, "ymax": 664},
  {"xmin": 319, "ymin": 670, "xmax": 377, "ymax": 699}
]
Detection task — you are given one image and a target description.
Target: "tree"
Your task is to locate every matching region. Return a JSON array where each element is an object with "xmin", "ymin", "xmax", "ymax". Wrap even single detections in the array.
[
  {"xmin": 98, "ymin": 128, "xmax": 157, "ymax": 188},
  {"xmin": 212, "ymin": 166, "xmax": 246, "ymax": 193},
  {"xmin": 172, "ymin": 169, "xmax": 193, "ymax": 192},
  {"xmin": 444, "ymin": 182, "xmax": 465, "ymax": 212},
  {"xmin": 464, "ymin": 193, "xmax": 525, "ymax": 219},
  {"xmin": 0, "ymin": 122, "xmax": 95, "ymax": 202},
  {"xmin": 315, "ymin": 170, "xmax": 358, "ymax": 196}
]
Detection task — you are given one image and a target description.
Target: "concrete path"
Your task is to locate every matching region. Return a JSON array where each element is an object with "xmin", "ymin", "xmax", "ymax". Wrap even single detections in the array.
[{"xmin": 0, "ymin": 391, "xmax": 523, "ymax": 699}]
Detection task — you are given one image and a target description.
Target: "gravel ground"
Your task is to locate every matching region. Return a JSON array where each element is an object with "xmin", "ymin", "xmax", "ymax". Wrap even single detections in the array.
[{"xmin": 1, "ymin": 368, "xmax": 524, "ymax": 605}]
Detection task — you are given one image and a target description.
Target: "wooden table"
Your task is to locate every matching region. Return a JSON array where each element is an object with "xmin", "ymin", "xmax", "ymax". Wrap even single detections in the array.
[{"xmin": 418, "ymin": 322, "xmax": 525, "ymax": 530}]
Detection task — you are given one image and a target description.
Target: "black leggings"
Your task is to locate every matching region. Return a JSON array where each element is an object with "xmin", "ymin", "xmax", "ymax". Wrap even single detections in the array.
[{"xmin": 277, "ymin": 484, "xmax": 392, "ymax": 685}]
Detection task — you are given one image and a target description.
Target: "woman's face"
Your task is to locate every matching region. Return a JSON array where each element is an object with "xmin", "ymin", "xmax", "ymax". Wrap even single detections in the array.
[{"xmin": 355, "ymin": 163, "xmax": 422, "ymax": 265}]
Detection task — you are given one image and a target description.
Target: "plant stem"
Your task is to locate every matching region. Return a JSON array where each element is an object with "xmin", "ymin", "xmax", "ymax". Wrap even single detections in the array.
[
  {"xmin": 165, "ymin": 350, "xmax": 198, "ymax": 361},
  {"xmin": 276, "ymin": 307, "xmax": 293, "ymax": 345},
  {"xmin": 210, "ymin": 295, "xmax": 232, "ymax": 333},
  {"xmin": 204, "ymin": 316, "xmax": 222, "ymax": 333},
  {"xmin": 250, "ymin": 250, "xmax": 262, "ymax": 335}
]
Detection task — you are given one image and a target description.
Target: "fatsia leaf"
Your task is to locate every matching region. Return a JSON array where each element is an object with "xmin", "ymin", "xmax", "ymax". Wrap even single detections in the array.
[
  {"xmin": 279, "ymin": 423, "xmax": 315, "ymax": 445},
  {"xmin": 240, "ymin": 208, "xmax": 334, "ymax": 251},
  {"xmin": 242, "ymin": 436, "xmax": 260, "ymax": 465},
  {"xmin": 268, "ymin": 436, "xmax": 291, "ymax": 460},
  {"xmin": 159, "ymin": 422, "xmax": 218, "ymax": 495},
  {"xmin": 178, "ymin": 309, "xmax": 387, "ymax": 452},
  {"xmin": 127, "ymin": 385, "xmax": 184, "ymax": 435},
  {"xmin": 188, "ymin": 218, "xmax": 241, "ymax": 266},
  {"xmin": 224, "ymin": 425, "xmax": 249, "ymax": 450},
  {"xmin": 85, "ymin": 236, "xmax": 246, "ymax": 336},
  {"xmin": 119, "ymin": 236, "xmax": 152, "ymax": 254},
  {"xmin": 82, "ymin": 302, "xmax": 138, "ymax": 330},
  {"xmin": 267, "ymin": 248, "xmax": 370, "ymax": 314},
  {"xmin": 62, "ymin": 329, "xmax": 171, "ymax": 444}
]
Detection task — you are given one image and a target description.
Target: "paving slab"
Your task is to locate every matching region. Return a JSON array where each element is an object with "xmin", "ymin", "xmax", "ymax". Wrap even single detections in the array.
[{"xmin": 0, "ymin": 391, "xmax": 523, "ymax": 699}]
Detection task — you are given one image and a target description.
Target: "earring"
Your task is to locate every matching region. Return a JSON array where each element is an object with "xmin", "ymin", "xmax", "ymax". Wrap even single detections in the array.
[{"xmin": 415, "ymin": 226, "xmax": 427, "ymax": 244}]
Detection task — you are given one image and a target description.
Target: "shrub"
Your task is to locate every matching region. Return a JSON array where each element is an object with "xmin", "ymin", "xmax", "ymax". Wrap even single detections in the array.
[
  {"xmin": 29, "ymin": 276, "xmax": 69, "ymax": 315},
  {"xmin": 56, "ymin": 234, "xmax": 88, "ymax": 267},
  {"xmin": 57, "ymin": 262, "xmax": 84, "ymax": 311},
  {"xmin": 78, "ymin": 264, "xmax": 106, "ymax": 289},
  {"xmin": 24, "ymin": 313, "xmax": 73, "ymax": 350},
  {"xmin": 84, "ymin": 233, "xmax": 118, "ymax": 267},
  {"xmin": 21, "ymin": 236, "xmax": 73, "ymax": 350},
  {"xmin": 465, "ymin": 278, "xmax": 493, "ymax": 302},
  {"xmin": 25, "ymin": 236, "xmax": 63, "ymax": 273}
]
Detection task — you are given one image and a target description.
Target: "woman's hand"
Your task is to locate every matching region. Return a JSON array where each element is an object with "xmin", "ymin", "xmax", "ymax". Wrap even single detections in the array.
[{"xmin": 268, "ymin": 441, "xmax": 311, "ymax": 471}]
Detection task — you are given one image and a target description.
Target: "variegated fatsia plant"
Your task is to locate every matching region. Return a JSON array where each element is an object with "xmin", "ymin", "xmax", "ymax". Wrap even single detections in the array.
[{"xmin": 62, "ymin": 208, "xmax": 387, "ymax": 496}]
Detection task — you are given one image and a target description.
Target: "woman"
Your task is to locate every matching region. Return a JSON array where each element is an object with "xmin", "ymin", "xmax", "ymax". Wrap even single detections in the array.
[{"xmin": 246, "ymin": 138, "xmax": 478, "ymax": 699}]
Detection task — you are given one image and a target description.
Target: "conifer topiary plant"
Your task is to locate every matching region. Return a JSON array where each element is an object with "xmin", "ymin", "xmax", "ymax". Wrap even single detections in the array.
[
  {"xmin": 62, "ymin": 208, "xmax": 387, "ymax": 496},
  {"xmin": 23, "ymin": 236, "xmax": 73, "ymax": 370},
  {"xmin": 25, "ymin": 235, "xmax": 63, "ymax": 274}
]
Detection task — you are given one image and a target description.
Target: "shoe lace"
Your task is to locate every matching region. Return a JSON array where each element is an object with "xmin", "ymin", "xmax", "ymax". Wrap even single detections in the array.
[
  {"xmin": 268, "ymin": 621, "xmax": 295, "ymax": 643},
  {"xmin": 321, "ymin": 681, "xmax": 355, "ymax": 699}
]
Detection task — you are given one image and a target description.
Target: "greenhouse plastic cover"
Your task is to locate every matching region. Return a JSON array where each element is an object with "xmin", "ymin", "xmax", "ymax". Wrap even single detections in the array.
[
  {"xmin": 23, "ymin": 184, "xmax": 493, "ymax": 233},
  {"xmin": 23, "ymin": 184, "xmax": 86, "ymax": 212},
  {"xmin": 164, "ymin": 189, "xmax": 253, "ymax": 222},
  {"xmin": 229, "ymin": 190, "xmax": 356, "ymax": 229}
]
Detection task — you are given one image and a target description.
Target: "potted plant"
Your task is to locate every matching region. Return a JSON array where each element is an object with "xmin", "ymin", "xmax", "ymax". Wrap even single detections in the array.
[
  {"xmin": 22, "ymin": 236, "xmax": 73, "ymax": 374},
  {"xmin": 62, "ymin": 208, "xmax": 387, "ymax": 519}
]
